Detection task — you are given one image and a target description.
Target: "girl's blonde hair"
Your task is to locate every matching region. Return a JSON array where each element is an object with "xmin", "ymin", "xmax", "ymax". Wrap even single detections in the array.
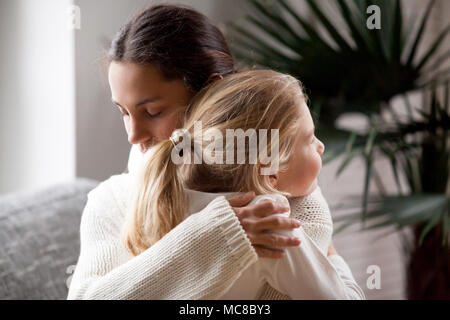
[{"xmin": 123, "ymin": 69, "xmax": 308, "ymax": 256}]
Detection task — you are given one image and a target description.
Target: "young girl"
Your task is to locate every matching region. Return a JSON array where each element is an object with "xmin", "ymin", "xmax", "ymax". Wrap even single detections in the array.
[{"xmin": 126, "ymin": 69, "xmax": 365, "ymax": 299}]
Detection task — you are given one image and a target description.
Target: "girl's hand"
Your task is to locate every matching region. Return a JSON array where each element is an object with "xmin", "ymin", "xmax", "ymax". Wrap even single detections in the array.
[
  {"xmin": 327, "ymin": 241, "xmax": 339, "ymax": 256},
  {"xmin": 227, "ymin": 192, "xmax": 302, "ymax": 259}
]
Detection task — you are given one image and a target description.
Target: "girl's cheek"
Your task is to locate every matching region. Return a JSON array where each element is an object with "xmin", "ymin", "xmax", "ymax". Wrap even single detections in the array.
[
  {"xmin": 308, "ymin": 152, "xmax": 322, "ymax": 180},
  {"xmin": 317, "ymin": 152, "xmax": 322, "ymax": 170}
]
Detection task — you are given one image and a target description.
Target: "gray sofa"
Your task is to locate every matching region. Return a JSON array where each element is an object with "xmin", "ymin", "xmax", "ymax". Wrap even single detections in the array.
[{"xmin": 0, "ymin": 179, "xmax": 99, "ymax": 299}]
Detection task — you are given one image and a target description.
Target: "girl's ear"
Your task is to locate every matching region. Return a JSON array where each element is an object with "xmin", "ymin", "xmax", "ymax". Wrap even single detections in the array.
[
  {"xmin": 258, "ymin": 164, "xmax": 279, "ymax": 188},
  {"xmin": 268, "ymin": 173, "xmax": 279, "ymax": 188}
]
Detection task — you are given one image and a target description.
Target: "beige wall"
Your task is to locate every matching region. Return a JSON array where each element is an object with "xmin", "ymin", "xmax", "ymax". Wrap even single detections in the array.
[{"xmin": 0, "ymin": 0, "xmax": 75, "ymax": 195}]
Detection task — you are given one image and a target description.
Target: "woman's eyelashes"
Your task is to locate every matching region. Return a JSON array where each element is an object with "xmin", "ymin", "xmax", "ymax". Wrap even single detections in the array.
[
  {"xmin": 146, "ymin": 110, "xmax": 161, "ymax": 119},
  {"xmin": 116, "ymin": 106, "xmax": 129, "ymax": 117},
  {"xmin": 114, "ymin": 105, "xmax": 160, "ymax": 119}
]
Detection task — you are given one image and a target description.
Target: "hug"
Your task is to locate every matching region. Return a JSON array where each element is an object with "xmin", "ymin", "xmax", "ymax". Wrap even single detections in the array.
[{"xmin": 67, "ymin": 4, "xmax": 365, "ymax": 300}]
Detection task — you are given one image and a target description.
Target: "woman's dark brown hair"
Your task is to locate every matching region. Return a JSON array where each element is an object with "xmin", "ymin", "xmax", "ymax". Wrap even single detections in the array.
[{"xmin": 108, "ymin": 4, "xmax": 236, "ymax": 93}]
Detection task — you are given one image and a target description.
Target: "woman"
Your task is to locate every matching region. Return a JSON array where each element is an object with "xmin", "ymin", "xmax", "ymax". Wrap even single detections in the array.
[{"xmin": 67, "ymin": 4, "xmax": 350, "ymax": 300}]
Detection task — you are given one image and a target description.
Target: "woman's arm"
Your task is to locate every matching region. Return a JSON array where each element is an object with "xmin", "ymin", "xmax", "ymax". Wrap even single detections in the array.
[{"xmin": 67, "ymin": 183, "xmax": 258, "ymax": 300}]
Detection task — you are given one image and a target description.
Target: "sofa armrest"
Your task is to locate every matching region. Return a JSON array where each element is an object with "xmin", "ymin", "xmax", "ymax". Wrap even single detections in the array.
[{"xmin": 0, "ymin": 178, "xmax": 98, "ymax": 300}]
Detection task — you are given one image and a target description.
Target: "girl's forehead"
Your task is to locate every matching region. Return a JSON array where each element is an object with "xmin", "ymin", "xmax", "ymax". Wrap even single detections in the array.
[
  {"xmin": 297, "ymin": 102, "xmax": 315, "ymax": 137},
  {"xmin": 298, "ymin": 101, "xmax": 313, "ymax": 122}
]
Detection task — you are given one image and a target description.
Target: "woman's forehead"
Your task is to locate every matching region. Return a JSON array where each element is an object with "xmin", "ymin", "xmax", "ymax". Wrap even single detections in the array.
[
  {"xmin": 109, "ymin": 61, "xmax": 190, "ymax": 105},
  {"xmin": 109, "ymin": 62, "xmax": 164, "ymax": 89}
]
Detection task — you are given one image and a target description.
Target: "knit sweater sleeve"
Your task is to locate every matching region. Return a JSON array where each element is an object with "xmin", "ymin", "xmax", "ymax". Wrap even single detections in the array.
[{"xmin": 67, "ymin": 176, "xmax": 257, "ymax": 300}]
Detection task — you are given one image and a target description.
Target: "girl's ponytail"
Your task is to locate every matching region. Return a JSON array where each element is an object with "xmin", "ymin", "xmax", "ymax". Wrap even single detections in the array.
[{"xmin": 123, "ymin": 139, "xmax": 187, "ymax": 256}]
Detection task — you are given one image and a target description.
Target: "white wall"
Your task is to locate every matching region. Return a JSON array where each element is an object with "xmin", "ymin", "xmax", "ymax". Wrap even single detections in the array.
[{"xmin": 0, "ymin": 0, "xmax": 75, "ymax": 195}]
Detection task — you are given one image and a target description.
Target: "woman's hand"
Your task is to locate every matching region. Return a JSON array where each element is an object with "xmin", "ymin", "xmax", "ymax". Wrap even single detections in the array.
[
  {"xmin": 227, "ymin": 192, "xmax": 302, "ymax": 259},
  {"xmin": 327, "ymin": 241, "xmax": 339, "ymax": 256}
]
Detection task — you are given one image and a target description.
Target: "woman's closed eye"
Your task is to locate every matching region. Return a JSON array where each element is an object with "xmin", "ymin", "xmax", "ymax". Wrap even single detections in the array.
[
  {"xmin": 114, "ymin": 104, "xmax": 161, "ymax": 119},
  {"xmin": 146, "ymin": 110, "xmax": 161, "ymax": 119}
]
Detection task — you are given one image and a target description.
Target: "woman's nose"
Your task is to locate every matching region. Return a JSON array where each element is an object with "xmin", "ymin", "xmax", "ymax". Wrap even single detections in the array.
[{"xmin": 127, "ymin": 117, "xmax": 151, "ymax": 145}]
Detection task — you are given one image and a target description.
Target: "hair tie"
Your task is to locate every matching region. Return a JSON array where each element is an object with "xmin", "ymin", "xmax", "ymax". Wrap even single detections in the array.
[
  {"xmin": 169, "ymin": 136, "xmax": 177, "ymax": 148},
  {"xmin": 169, "ymin": 129, "xmax": 188, "ymax": 148}
]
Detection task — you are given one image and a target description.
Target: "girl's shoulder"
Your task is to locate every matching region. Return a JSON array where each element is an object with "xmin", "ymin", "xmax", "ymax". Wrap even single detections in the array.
[
  {"xmin": 250, "ymin": 188, "xmax": 333, "ymax": 254},
  {"xmin": 288, "ymin": 186, "xmax": 332, "ymax": 225},
  {"xmin": 249, "ymin": 194, "xmax": 290, "ymax": 210},
  {"xmin": 288, "ymin": 186, "xmax": 333, "ymax": 254}
]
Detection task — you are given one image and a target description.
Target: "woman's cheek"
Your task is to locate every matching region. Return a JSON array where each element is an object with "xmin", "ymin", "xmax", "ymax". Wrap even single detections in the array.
[
  {"xmin": 123, "ymin": 117, "xmax": 131, "ymax": 135},
  {"xmin": 161, "ymin": 113, "xmax": 182, "ymax": 138}
]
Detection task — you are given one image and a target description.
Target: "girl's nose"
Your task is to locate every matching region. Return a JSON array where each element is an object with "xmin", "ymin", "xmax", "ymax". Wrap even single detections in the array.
[{"xmin": 317, "ymin": 139, "xmax": 325, "ymax": 155}]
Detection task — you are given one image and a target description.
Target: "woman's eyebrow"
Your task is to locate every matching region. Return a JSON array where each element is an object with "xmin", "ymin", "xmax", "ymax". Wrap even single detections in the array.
[{"xmin": 111, "ymin": 97, "xmax": 161, "ymax": 108}]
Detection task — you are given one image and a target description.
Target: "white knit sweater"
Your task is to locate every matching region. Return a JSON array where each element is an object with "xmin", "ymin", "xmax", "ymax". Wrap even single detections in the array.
[
  {"xmin": 67, "ymin": 173, "xmax": 365, "ymax": 300},
  {"xmin": 185, "ymin": 188, "xmax": 365, "ymax": 300}
]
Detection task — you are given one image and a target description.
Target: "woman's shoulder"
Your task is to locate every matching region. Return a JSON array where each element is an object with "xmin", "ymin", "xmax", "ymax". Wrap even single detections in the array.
[{"xmin": 86, "ymin": 173, "xmax": 133, "ymax": 217}]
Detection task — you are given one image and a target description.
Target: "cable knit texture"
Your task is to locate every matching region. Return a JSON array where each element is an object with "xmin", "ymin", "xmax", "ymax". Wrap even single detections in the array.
[
  {"xmin": 67, "ymin": 173, "xmax": 258, "ymax": 300},
  {"xmin": 68, "ymin": 173, "xmax": 363, "ymax": 300}
]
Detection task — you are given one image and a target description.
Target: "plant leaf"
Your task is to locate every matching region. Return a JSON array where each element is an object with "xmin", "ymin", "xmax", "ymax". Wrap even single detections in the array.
[
  {"xmin": 406, "ymin": 0, "xmax": 436, "ymax": 66},
  {"xmin": 305, "ymin": 0, "xmax": 353, "ymax": 52},
  {"xmin": 416, "ymin": 23, "xmax": 450, "ymax": 70}
]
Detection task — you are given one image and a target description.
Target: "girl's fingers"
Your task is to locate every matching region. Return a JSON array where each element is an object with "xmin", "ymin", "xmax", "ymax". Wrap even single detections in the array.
[
  {"xmin": 249, "ymin": 200, "xmax": 290, "ymax": 218},
  {"xmin": 253, "ymin": 245, "xmax": 285, "ymax": 259},
  {"xmin": 227, "ymin": 191, "xmax": 255, "ymax": 207},
  {"xmin": 254, "ymin": 215, "xmax": 301, "ymax": 232},
  {"xmin": 249, "ymin": 233, "xmax": 301, "ymax": 248}
]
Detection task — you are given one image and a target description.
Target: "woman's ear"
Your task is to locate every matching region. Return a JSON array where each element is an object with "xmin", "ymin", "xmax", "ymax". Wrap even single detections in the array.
[{"xmin": 207, "ymin": 73, "xmax": 224, "ymax": 83}]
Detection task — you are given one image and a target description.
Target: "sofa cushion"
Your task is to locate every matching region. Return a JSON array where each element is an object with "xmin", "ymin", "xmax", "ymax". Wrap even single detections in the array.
[{"xmin": 0, "ymin": 179, "xmax": 98, "ymax": 300}]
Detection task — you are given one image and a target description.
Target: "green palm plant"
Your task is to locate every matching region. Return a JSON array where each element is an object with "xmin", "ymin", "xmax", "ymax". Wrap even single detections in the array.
[
  {"xmin": 333, "ymin": 84, "xmax": 450, "ymax": 298},
  {"xmin": 229, "ymin": 0, "xmax": 450, "ymax": 298},
  {"xmin": 230, "ymin": 0, "xmax": 449, "ymax": 124}
]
